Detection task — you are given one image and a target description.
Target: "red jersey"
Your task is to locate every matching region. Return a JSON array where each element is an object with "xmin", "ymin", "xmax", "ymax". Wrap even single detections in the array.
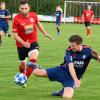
[
  {"xmin": 12, "ymin": 12, "xmax": 39, "ymax": 47},
  {"xmin": 82, "ymin": 10, "xmax": 94, "ymax": 21}
]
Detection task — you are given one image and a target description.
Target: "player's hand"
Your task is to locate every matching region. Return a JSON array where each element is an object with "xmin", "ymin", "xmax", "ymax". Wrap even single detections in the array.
[
  {"xmin": 0, "ymin": 15, "xmax": 5, "ymax": 18},
  {"xmin": 45, "ymin": 34, "xmax": 54, "ymax": 40},
  {"xmin": 98, "ymin": 55, "xmax": 100, "ymax": 62},
  {"xmin": 24, "ymin": 41, "xmax": 30, "ymax": 48},
  {"xmin": 74, "ymin": 79, "xmax": 81, "ymax": 88}
]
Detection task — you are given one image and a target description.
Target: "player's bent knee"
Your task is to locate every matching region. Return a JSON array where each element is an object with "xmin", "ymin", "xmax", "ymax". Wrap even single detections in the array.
[
  {"xmin": 62, "ymin": 87, "xmax": 74, "ymax": 99},
  {"xmin": 62, "ymin": 94, "xmax": 73, "ymax": 99},
  {"xmin": 28, "ymin": 49, "xmax": 39, "ymax": 58}
]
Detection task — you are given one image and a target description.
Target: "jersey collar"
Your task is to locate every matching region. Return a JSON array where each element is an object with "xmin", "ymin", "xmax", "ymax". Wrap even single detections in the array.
[
  {"xmin": 20, "ymin": 12, "xmax": 30, "ymax": 18},
  {"xmin": 78, "ymin": 45, "xmax": 83, "ymax": 52}
]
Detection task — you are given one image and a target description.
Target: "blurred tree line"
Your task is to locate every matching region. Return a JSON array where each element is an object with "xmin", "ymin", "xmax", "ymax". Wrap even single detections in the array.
[
  {"xmin": 0, "ymin": 0, "xmax": 100, "ymax": 15},
  {"xmin": 0, "ymin": 0, "xmax": 64, "ymax": 15}
]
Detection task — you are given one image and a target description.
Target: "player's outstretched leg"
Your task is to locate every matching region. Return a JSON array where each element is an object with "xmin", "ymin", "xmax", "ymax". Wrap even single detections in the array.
[
  {"xmin": 86, "ymin": 26, "xmax": 91, "ymax": 38},
  {"xmin": 25, "ymin": 62, "xmax": 39, "ymax": 78},
  {"xmin": 0, "ymin": 31, "xmax": 3, "ymax": 46},
  {"xmin": 52, "ymin": 87, "xmax": 74, "ymax": 99},
  {"xmin": 0, "ymin": 35, "xmax": 2, "ymax": 46},
  {"xmin": 56, "ymin": 25, "xmax": 61, "ymax": 35},
  {"xmin": 51, "ymin": 88, "xmax": 64, "ymax": 96}
]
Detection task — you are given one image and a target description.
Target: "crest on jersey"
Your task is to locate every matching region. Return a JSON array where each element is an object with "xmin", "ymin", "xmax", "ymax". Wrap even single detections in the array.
[
  {"xmin": 83, "ymin": 55, "xmax": 86, "ymax": 59},
  {"xmin": 70, "ymin": 56, "xmax": 73, "ymax": 61},
  {"xmin": 30, "ymin": 18, "xmax": 34, "ymax": 22}
]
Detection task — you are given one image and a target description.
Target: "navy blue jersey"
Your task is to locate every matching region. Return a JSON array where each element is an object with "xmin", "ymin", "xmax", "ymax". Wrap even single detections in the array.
[
  {"xmin": 61, "ymin": 45, "xmax": 96, "ymax": 79},
  {"xmin": 0, "ymin": 9, "xmax": 10, "ymax": 22},
  {"xmin": 55, "ymin": 10, "xmax": 62, "ymax": 22}
]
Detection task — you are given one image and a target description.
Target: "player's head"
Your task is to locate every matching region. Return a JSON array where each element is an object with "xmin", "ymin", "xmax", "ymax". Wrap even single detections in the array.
[
  {"xmin": 87, "ymin": 4, "xmax": 91, "ymax": 10},
  {"xmin": 56, "ymin": 4, "xmax": 63, "ymax": 12},
  {"xmin": 56, "ymin": 5, "xmax": 60, "ymax": 11},
  {"xmin": 69, "ymin": 35, "xmax": 83, "ymax": 52},
  {"xmin": 0, "ymin": 2, "xmax": 6, "ymax": 10},
  {"xmin": 19, "ymin": 0, "xmax": 30, "ymax": 16}
]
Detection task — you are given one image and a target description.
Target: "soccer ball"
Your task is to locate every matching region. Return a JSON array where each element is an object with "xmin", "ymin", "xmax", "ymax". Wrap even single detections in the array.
[{"xmin": 14, "ymin": 73, "xmax": 27, "ymax": 85}]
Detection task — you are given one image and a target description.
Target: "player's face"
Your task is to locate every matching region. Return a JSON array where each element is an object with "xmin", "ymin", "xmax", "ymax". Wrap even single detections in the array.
[
  {"xmin": 0, "ymin": 4, "xmax": 5, "ymax": 10},
  {"xmin": 70, "ymin": 42, "xmax": 81, "ymax": 52},
  {"xmin": 56, "ymin": 6, "xmax": 60, "ymax": 11},
  {"xmin": 19, "ymin": 4, "xmax": 30, "ymax": 16},
  {"xmin": 87, "ymin": 5, "xmax": 91, "ymax": 10}
]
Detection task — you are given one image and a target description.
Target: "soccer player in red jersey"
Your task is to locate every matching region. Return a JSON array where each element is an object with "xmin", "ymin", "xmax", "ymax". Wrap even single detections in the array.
[
  {"xmin": 12, "ymin": 1, "xmax": 53, "ymax": 81},
  {"xmin": 82, "ymin": 5, "xmax": 94, "ymax": 38}
]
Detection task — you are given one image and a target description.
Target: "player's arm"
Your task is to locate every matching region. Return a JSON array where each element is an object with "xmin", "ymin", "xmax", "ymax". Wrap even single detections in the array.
[
  {"xmin": 60, "ymin": 14, "xmax": 63, "ymax": 22},
  {"xmin": 82, "ymin": 13, "xmax": 84, "ymax": 21},
  {"xmin": 60, "ymin": 56, "xmax": 66, "ymax": 66},
  {"xmin": 65, "ymin": 50, "xmax": 81, "ymax": 87},
  {"xmin": 1, "ymin": 15, "xmax": 11, "ymax": 19},
  {"xmin": 36, "ymin": 22, "xmax": 54, "ymax": 40},
  {"xmin": 91, "ymin": 13, "xmax": 94, "ymax": 21},
  {"xmin": 60, "ymin": 9, "xmax": 63, "ymax": 22},
  {"xmin": 91, "ymin": 50, "xmax": 100, "ymax": 62},
  {"xmin": 0, "ymin": 14, "xmax": 11, "ymax": 18},
  {"xmin": 1, "ymin": 10, "xmax": 11, "ymax": 19},
  {"xmin": 13, "ymin": 33, "xmax": 30, "ymax": 48},
  {"xmin": 12, "ymin": 18, "xmax": 30, "ymax": 48},
  {"xmin": 13, "ymin": 33, "xmax": 25, "ymax": 45},
  {"xmin": 82, "ymin": 11, "xmax": 85, "ymax": 22},
  {"xmin": 68, "ymin": 62, "xmax": 81, "ymax": 88}
]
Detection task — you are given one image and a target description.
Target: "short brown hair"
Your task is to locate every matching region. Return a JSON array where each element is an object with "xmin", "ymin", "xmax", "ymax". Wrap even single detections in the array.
[
  {"xmin": 19, "ymin": 0, "xmax": 28, "ymax": 5},
  {"xmin": 0, "ymin": 2, "xmax": 5, "ymax": 5},
  {"xmin": 69, "ymin": 35, "xmax": 83, "ymax": 45}
]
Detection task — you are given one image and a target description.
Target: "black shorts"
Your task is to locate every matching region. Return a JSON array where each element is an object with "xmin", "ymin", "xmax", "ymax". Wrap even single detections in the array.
[
  {"xmin": 84, "ymin": 21, "xmax": 91, "ymax": 27},
  {"xmin": 17, "ymin": 42, "xmax": 39, "ymax": 61}
]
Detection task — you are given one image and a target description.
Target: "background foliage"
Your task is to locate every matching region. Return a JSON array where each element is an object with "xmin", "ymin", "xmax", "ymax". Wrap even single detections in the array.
[{"xmin": 0, "ymin": 0, "xmax": 100, "ymax": 15}]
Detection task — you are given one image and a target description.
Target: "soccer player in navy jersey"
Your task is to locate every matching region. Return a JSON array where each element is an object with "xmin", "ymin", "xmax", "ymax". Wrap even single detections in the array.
[
  {"xmin": 0, "ymin": 2, "xmax": 11, "ymax": 46},
  {"xmin": 54, "ymin": 5, "xmax": 63, "ymax": 35},
  {"xmin": 27, "ymin": 35, "xmax": 100, "ymax": 99}
]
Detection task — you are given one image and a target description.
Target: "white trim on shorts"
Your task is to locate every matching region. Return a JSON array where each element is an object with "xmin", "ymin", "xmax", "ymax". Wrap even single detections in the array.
[{"xmin": 28, "ymin": 49, "xmax": 39, "ymax": 57}]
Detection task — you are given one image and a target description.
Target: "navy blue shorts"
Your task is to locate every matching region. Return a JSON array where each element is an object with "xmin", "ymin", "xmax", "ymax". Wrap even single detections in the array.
[
  {"xmin": 56, "ymin": 20, "xmax": 60, "ymax": 26},
  {"xmin": 46, "ymin": 66, "xmax": 75, "ymax": 88},
  {"xmin": 0, "ymin": 22, "xmax": 9, "ymax": 33}
]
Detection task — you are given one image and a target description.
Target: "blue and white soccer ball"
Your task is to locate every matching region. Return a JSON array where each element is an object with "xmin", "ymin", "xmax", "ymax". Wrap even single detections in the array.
[{"xmin": 14, "ymin": 73, "xmax": 27, "ymax": 85}]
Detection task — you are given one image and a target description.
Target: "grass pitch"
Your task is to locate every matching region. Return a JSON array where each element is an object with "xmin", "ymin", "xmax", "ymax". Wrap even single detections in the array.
[{"xmin": 0, "ymin": 22, "xmax": 100, "ymax": 100}]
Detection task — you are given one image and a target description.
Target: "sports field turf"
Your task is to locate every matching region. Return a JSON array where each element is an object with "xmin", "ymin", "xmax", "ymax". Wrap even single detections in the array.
[{"xmin": 0, "ymin": 21, "xmax": 100, "ymax": 100}]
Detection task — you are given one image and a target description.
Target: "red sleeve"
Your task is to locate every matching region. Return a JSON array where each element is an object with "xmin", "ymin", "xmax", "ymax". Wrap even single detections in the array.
[
  {"xmin": 34, "ymin": 13, "xmax": 39, "ymax": 24},
  {"xmin": 82, "ymin": 10, "xmax": 85, "ymax": 15},
  {"xmin": 91, "ymin": 10, "xmax": 94, "ymax": 16},
  {"xmin": 12, "ymin": 17, "xmax": 18, "ymax": 33}
]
